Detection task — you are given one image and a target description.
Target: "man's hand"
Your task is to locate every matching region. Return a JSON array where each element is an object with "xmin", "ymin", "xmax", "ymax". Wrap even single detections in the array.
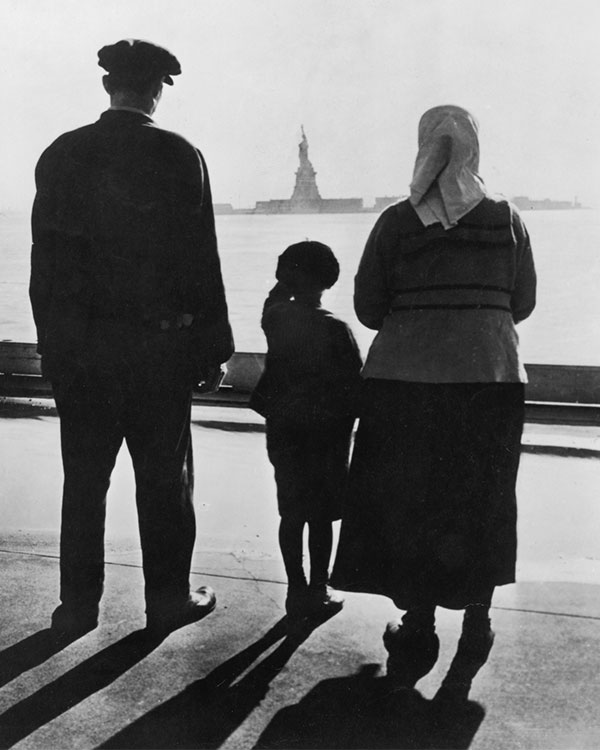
[{"xmin": 195, "ymin": 364, "xmax": 226, "ymax": 394}]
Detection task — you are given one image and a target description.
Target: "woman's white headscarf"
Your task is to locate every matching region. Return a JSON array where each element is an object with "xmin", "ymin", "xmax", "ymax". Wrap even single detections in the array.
[{"xmin": 409, "ymin": 105, "xmax": 487, "ymax": 230}]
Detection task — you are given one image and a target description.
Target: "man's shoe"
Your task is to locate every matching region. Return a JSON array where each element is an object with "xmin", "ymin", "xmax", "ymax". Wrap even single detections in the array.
[
  {"xmin": 306, "ymin": 585, "xmax": 345, "ymax": 617},
  {"xmin": 51, "ymin": 603, "xmax": 99, "ymax": 640},
  {"xmin": 146, "ymin": 586, "xmax": 216, "ymax": 637},
  {"xmin": 285, "ymin": 585, "xmax": 309, "ymax": 620}
]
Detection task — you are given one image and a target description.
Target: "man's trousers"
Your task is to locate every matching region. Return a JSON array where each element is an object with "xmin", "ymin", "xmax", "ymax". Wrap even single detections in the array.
[{"xmin": 52, "ymin": 327, "xmax": 197, "ymax": 615}]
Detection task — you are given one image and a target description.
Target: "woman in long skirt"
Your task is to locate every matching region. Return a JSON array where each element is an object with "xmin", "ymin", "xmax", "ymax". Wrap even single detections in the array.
[{"xmin": 332, "ymin": 105, "xmax": 536, "ymax": 701}]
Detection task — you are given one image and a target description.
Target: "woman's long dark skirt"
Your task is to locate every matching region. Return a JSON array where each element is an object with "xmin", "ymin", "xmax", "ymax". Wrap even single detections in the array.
[{"xmin": 331, "ymin": 380, "xmax": 525, "ymax": 610}]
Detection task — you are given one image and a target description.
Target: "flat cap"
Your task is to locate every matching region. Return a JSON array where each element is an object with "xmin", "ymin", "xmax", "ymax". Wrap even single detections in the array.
[{"xmin": 97, "ymin": 39, "xmax": 181, "ymax": 85}]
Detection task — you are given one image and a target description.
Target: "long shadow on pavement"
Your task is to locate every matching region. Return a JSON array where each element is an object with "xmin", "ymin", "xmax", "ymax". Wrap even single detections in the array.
[
  {"xmin": 99, "ymin": 616, "xmax": 313, "ymax": 749},
  {"xmin": 0, "ymin": 628, "xmax": 79, "ymax": 690},
  {"xmin": 255, "ymin": 663, "xmax": 486, "ymax": 750},
  {"xmin": 0, "ymin": 629, "xmax": 158, "ymax": 749}
]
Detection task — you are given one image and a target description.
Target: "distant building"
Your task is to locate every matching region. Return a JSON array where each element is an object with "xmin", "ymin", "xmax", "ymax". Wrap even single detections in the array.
[
  {"xmin": 512, "ymin": 195, "xmax": 582, "ymax": 211},
  {"xmin": 320, "ymin": 198, "xmax": 363, "ymax": 213},
  {"xmin": 254, "ymin": 128, "xmax": 363, "ymax": 214},
  {"xmin": 213, "ymin": 203, "xmax": 234, "ymax": 214},
  {"xmin": 254, "ymin": 199, "xmax": 293, "ymax": 214}
]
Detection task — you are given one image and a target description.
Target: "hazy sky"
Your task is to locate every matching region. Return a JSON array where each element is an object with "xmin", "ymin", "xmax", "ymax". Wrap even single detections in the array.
[{"xmin": 2, "ymin": 0, "xmax": 599, "ymax": 210}]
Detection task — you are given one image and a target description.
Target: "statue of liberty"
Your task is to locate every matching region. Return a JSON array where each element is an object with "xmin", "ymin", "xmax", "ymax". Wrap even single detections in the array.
[
  {"xmin": 298, "ymin": 126, "xmax": 310, "ymax": 168},
  {"xmin": 291, "ymin": 126, "xmax": 321, "ymax": 206}
]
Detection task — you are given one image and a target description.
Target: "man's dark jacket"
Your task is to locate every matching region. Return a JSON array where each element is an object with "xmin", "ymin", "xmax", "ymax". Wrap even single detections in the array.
[{"xmin": 30, "ymin": 109, "xmax": 234, "ymax": 381}]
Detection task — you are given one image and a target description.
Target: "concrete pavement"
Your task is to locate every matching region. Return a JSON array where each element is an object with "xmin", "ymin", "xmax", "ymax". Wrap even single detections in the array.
[{"xmin": 0, "ymin": 403, "xmax": 599, "ymax": 749}]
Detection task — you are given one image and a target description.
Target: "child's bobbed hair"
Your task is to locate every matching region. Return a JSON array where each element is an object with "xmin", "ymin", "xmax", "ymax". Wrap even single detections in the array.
[{"xmin": 276, "ymin": 240, "xmax": 340, "ymax": 291}]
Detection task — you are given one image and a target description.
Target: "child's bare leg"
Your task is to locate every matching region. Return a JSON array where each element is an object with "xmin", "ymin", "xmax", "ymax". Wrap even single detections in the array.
[
  {"xmin": 279, "ymin": 517, "xmax": 308, "ymax": 618},
  {"xmin": 307, "ymin": 520, "xmax": 333, "ymax": 588}
]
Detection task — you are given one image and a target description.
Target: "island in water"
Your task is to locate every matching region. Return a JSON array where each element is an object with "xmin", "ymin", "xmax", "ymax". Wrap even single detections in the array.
[{"xmin": 214, "ymin": 129, "xmax": 585, "ymax": 215}]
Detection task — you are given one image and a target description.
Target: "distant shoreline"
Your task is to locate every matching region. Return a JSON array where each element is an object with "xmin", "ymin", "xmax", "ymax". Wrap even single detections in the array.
[
  {"xmin": 0, "ymin": 202, "xmax": 593, "ymax": 219},
  {"xmin": 214, "ymin": 196, "xmax": 589, "ymax": 216}
]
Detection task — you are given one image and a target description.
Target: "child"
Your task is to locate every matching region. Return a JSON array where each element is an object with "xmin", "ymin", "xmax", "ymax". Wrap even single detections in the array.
[{"xmin": 250, "ymin": 240, "xmax": 362, "ymax": 622}]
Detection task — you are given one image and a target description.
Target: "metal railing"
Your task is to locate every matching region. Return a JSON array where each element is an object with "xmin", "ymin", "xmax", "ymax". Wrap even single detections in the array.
[{"xmin": 0, "ymin": 342, "xmax": 599, "ymax": 425}]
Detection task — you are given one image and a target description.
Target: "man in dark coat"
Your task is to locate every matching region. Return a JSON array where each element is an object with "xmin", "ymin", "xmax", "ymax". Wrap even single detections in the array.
[{"xmin": 29, "ymin": 39, "xmax": 234, "ymax": 639}]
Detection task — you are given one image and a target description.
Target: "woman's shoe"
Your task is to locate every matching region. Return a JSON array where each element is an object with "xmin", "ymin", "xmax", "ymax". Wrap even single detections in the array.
[{"xmin": 383, "ymin": 620, "xmax": 440, "ymax": 687}]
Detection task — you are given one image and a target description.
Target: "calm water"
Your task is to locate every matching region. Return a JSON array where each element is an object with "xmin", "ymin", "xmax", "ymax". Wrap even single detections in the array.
[{"xmin": 2, "ymin": 208, "xmax": 599, "ymax": 365}]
